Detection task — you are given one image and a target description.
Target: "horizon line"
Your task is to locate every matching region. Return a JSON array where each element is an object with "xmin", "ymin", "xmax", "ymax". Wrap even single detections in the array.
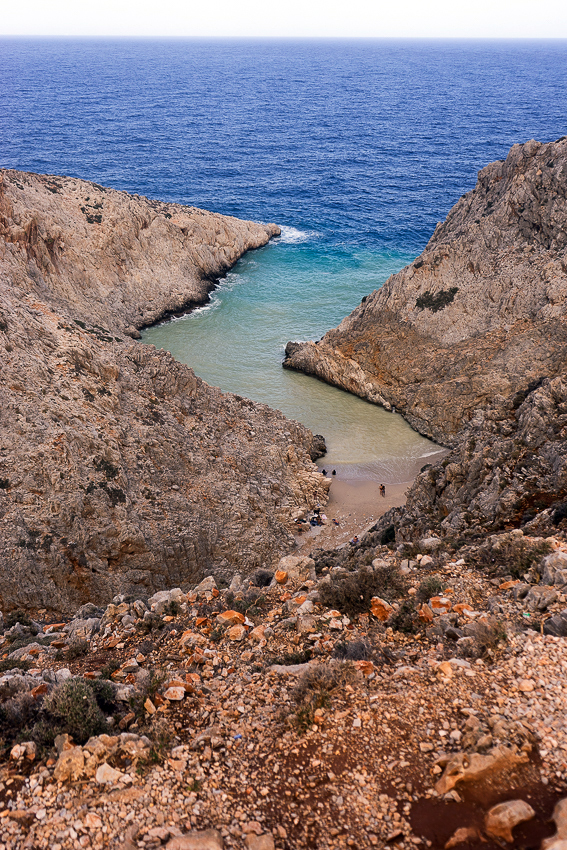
[{"xmin": 2, "ymin": 34, "xmax": 567, "ymax": 41}]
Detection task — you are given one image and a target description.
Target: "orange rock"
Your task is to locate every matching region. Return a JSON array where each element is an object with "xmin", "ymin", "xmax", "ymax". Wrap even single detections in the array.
[
  {"xmin": 430, "ymin": 596, "xmax": 452, "ymax": 612},
  {"xmin": 31, "ymin": 683, "xmax": 49, "ymax": 698},
  {"xmin": 370, "ymin": 597, "xmax": 393, "ymax": 621},
  {"xmin": 418, "ymin": 604, "xmax": 434, "ymax": 623},
  {"xmin": 216, "ymin": 610, "xmax": 246, "ymax": 626},
  {"xmin": 484, "ymin": 800, "xmax": 535, "ymax": 843},
  {"xmin": 275, "ymin": 570, "xmax": 288, "ymax": 585},
  {"xmin": 499, "ymin": 579, "xmax": 520, "ymax": 590},
  {"xmin": 228, "ymin": 623, "xmax": 247, "ymax": 641},
  {"xmin": 453, "ymin": 603, "xmax": 474, "ymax": 615},
  {"xmin": 354, "ymin": 660, "xmax": 375, "ymax": 676},
  {"xmin": 280, "ymin": 592, "xmax": 292, "ymax": 601},
  {"xmin": 196, "ymin": 617, "xmax": 209, "ymax": 627},
  {"xmin": 250, "ymin": 625, "xmax": 266, "ymax": 642}
]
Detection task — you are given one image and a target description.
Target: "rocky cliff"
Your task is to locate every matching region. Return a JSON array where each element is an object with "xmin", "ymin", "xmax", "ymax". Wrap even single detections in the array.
[
  {"xmin": 0, "ymin": 170, "xmax": 329, "ymax": 614},
  {"xmin": 284, "ymin": 138, "xmax": 567, "ymax": 446}
]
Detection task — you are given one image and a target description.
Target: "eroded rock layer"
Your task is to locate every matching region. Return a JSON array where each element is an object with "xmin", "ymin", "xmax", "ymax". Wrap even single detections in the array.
[
  {"xmin": 284, "ymin": 138, "xmax": 567, "ymax": 445},
  {"xmin": 0, "ymin": 170, "xmax": 329, "ymax": 614}
]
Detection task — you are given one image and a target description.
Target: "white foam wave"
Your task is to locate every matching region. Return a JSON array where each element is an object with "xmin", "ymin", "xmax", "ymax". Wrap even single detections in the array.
[
  {"xmin": 276, "ymin": 225, "xmax": 318, "ymax": 244},
  {"xmin": 419, "ymin": 449, "xmax": 446, "ymax": 458}
]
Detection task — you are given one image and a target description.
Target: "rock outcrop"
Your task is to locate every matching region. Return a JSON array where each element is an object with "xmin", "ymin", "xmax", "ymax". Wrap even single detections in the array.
[
  {"xmin": 1, "ymin": 169, "xmax": 280, "ymax": 337},
  {"xmin": 284, "ymin": 138, "xmax": 567, "ymax": 445},
  {"xmin": 0, "ymin": 170, "xmax": 329, "ymax": 614},
  {"xmin": 397, "ymin": 376, "xmax": 567, "ymax": 542}
]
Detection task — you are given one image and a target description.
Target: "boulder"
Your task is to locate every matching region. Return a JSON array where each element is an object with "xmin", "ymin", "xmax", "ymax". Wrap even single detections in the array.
[
  {"xmin": 53, "ymin": 746, "xmax": 85, "ymax": 782},
  {"xmin": 276, "ymin": 556, "xmax": 316, "ymax": 583},
  {"xmin": 484, "ymin": 799, "xmax": 535, "ymax": 842}
]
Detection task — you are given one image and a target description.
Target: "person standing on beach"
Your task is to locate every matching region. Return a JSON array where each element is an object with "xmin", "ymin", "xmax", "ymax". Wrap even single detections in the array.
[{"xmin": 380, "ymin": 484, "xmax": 386, "ymax": 497}]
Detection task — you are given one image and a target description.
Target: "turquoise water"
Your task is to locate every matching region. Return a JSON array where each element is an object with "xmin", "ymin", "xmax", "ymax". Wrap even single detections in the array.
[{"xmin": 142, "ymin": 227, "xmax": 445, "ymax": 481}]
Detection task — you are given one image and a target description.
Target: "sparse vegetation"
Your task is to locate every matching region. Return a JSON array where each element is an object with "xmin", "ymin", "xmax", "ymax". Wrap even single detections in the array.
[
  {"xmin": 474, "ymin": 534, "xmax": 552, "ymax": 579},
  {"xmin": 291, "ymin": 662, "xmax": 358, "ymax": 732},
  {"xmin": 42, "ymin": 678, "xmax": 107, "ymax": 744},
  {"xmin": 318, "ymin": 565, "xmax": 408, "ymax": 617},
  {"xmin": 416, "ymin": 576, "xmax": 446, "ymax": 602},
  {"xmin": 415, "ymin": 286, "xmax": 459, "ymax": 313}
]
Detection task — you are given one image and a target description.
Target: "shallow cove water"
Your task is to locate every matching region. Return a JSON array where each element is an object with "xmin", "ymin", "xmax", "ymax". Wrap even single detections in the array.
[{"xmin": 142, "ymin": 230, "xmax": 444, "ymax": 482}]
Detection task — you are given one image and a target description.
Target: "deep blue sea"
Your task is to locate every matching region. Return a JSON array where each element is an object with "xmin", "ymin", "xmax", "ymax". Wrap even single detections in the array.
[{"xmin": 2, "ymin": 38, "xmax": 567, "ymax": 479}]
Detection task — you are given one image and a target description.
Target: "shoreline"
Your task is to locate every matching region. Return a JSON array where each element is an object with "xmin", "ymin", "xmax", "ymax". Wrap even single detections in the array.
[{"xmin": 295, "ymin": 475, "xmax": 410, "ymax": 554}]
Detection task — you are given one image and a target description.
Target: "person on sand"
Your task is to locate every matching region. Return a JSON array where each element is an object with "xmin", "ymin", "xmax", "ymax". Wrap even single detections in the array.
[{"xmin": 380, "ymin": 484, "xmax": 386, "ymax": 497}]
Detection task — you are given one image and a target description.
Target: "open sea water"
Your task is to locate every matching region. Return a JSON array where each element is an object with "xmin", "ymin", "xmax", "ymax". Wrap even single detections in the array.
[{"xmin": 2, "ymin": 38, "xmax": 567, "ymax": 480}]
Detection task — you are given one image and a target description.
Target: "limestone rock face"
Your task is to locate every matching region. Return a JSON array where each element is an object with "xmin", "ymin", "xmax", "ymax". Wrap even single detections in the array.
[
  {"xmin": 0, "ymin": 169, "xmax": 280, "ymax": 335},
  {"xmin": 284, "ymin": 138, "xmax": 567, "ymax": 445},
  {"xmin": 0, "ymin": 170, "xmax": 329, "ymax": 614}
]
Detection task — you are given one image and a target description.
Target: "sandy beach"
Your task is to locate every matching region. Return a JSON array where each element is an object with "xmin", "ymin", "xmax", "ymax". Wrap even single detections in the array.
[{"xmin": 294, "ymin": 475, "xmax": 412, "ymax": 554}]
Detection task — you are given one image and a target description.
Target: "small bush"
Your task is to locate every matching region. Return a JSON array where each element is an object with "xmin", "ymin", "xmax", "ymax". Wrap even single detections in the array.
[
  {"xmin": 390, "ymin": 599, "xmax": 420, "ymax": 634},
  {"xmin": 272, "ymin": 648, "xmax": 313, "ymax": 666},
  {"xmin": 333, "ymin": 640, "xmax": 370, "ymax": 661},
  {"xmin": 319, "ymin": 566, "xmax": 408, "ymax": 617},
  {"xmin": 472, "ymin": 620, "xmax": 507, "ymax": 658},
  {"xmin": 43, "ymin": 678, "xmax": 107, "ymax": 744},
  {"xmin": 416, "ymin": 577, "xmax": 445, "ymax": 602},
  {"xmin": 0, "ymin": 693, "xmax": 38, "ymax": 731},
  {"xmin": 88, "ymin": 679, "xmax": 117, "ymax": 713},
  {"xmin": 67, "ymin": 640, "xmax": 89, "ymax": 659},
  {"xmin": 136, "ymin": 718, "xmax": 171, "ymax": 773},
  {"xmin": 3, "ymin": 611, "xmax": 34, "ymax": 632},
  {"xmin": 291, "ymin": 662, "xmax": 358, "ymax": 731},
  {"xmin": 163, "ymin": 600, "xmax": 181, "ymax": 617},
  {"xmin": 100, "ymin": 660, "xmax": 120, "ymax": 680},
  {"xmin": 136, "ymin": 613, "xmax": 165, "ymax": 634},
  {"xmin": 0, "ymin": 658, "xmax": 32, "ymax": 674},
  {"xmin": 474, "ymin": 535, "xmax": 552, "ymax": 579},
  {"xmin": 415, "ymin": 287, "xmax": 458, "ymax": 313}
]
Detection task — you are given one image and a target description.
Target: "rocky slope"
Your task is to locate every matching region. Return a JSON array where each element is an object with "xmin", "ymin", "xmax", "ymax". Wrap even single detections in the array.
[
  {"xmin": 1, "ymin": 541, "xmax": 567, "ymax": 850},
  {"xmin": 0, "ymin": 170, "xmax": 329, "ymax": 614},
  {"xmin": 284, "ymin": 138, "xmax": 567, "ymax": 446}
]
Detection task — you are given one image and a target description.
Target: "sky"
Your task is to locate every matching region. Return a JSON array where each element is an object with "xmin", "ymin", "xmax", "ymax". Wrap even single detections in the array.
[{"xmin": 2, "ymin": 0, "xmax": 567, "ymax": 38}]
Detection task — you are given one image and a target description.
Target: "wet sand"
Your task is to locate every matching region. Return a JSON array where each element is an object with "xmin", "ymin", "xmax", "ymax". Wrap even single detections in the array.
[{"xmin": 295, "ymin": 477, "xmax": 412, "ymax": 554}]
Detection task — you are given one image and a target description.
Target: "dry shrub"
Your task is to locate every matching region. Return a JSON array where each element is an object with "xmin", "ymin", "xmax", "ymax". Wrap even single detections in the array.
[
  {"xmin": 291, "ymin": 661, "xmax": 359, "ymax": 731},
  {"xmin": 319, "ymin": 566, "xmax": 408, "ymax": 617}
]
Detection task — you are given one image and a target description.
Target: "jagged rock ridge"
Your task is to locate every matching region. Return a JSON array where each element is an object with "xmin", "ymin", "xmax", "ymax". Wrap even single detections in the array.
[
  {"xmin": 0, "ymin": 170, "xmax": 329, "ymax": 614},
  {"xmin": 284, "ymin": 138, "xmax": 567, "ymax": 445}
]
